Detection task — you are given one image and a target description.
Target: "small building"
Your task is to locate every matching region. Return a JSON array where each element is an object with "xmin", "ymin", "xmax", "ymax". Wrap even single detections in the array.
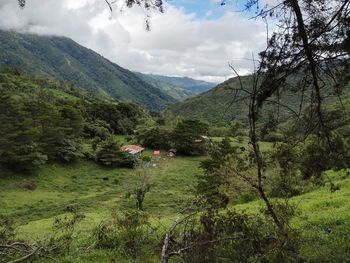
[
  {"xmin": 167, "ymin": 149, "xmax": 177, "ymax": 157},
  {"xmin": 121, "ymin": 145, "xmax": 145, "ymax": 155},
  {"xmin": 153, "ymin": 150, "xmax": 161, "ymax": 156}
]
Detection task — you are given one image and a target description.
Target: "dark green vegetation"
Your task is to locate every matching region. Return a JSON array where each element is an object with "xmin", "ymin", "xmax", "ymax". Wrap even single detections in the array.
[
  {"xmin": 3, "ymin": 0, "xmax": 350, "ymax": 261},
  {"xmin": 166, "ymin": 75, "xmax": 259, "ymax": 124},
  {"xmin": 166, "ymin": 74, "xmax": 350, "ymax": 125},
  {"xmin": 149, "ymin": 74, "xmax": 215, "ymax": 94},
  {"xmin": 135, "ymin": 73, "xmax": 196, "ymax": 101},
  {"xmin": 1, "ymin": 70, "xmax": 350, "ymax": 261},
  {"xmin": 0, "ymin": 30, "xmax": 176, "ymax": 110},
  {"xmin": 136, "ymin": 73, "xmax": 215, "ymax": 100},
  {"xmin": 2, "ymin": 136, "xmax": 350, "ymax": 262},
  {"xmin": 136, "ymin": 118, "xmax": 209, "ymax": 155},
  {"xmin": 0, "ymin": 69, "xmax": 152, "ymax": 172}
]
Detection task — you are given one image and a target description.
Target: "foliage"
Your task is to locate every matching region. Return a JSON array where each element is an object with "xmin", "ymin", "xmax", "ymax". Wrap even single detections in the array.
[
  {"xmin": 85, "ymin": 100, "xmax": 147, "ymax": 135},
  {"xmin": 164, "ymin": 209, "xmax": 300, "ymax": 263},
  {"xmin": 96, "ymin": 137, "xmax": 138, "ymax": 168},
  {"xmin": 0, "ymin": 70, "xmax": 153, "ymax": 173},
  {"xmin": 95, "ymin": 210, "xmax": 160, "ymax": 259},
  {"xmin": 197, "ymin": 137, "xmax": 242, "ymax": 209},
  {"xmin": 208, "ymin": 126, "xmax": 231, "ymax": 137},
  {"xmin": 84, "ymin": 119, "xmax": 112, "ymax": 141},
  {"xmin": 0, "ymin": 216, "xmax": 15, "ymax": 244},
  {"xmin": 135, "ymin": 126, "xmax": 172, "ymax": 149},
  {"xmin": 230, "ymin": 120, "xmax": 245, "ymax": 137},
  {"xmin": 269, "ymin": 142, "xmax": 304, "ymax": 197},
  {"xmin": 134, "ymin": 169, "xmax": 152, "ymax": 210},
  {"xmin": 300, "ymin": 133, "xmax": 350, "ymax": 180},
  {"xmin": 172, "ymin": 119, "xmax": 209, "ymax": 156},
  {"xmin": 47, "ymin": 206, "xmax": 85, "ymax": 255},
  {"xmin": 0, "ymin": 87, "xmax": 48, "ymax": 172},
  {"xmin": 0, "ymin": 30, "xmax": 176, "ymax": 110}
]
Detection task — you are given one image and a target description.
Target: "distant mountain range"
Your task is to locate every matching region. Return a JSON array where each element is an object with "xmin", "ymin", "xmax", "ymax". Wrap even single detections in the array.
[
  {"xmin": 0, "ymin": 30, "xmax": 214, "ymax": 110},
  {"xmin": 135, "ymin": 73, "xmax": 215, "ymax": 101}
]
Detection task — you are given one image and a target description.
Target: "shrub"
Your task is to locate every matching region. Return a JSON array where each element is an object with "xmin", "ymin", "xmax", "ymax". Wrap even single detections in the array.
[
  {"xmin": 47, "ymin": 206, "xmax": 85, "ymax": 255},
  {"xmin": 136, "ymin": 126, "xmax": 172, "ymax": 149},
  {"xmin": 209, "ymin": 126, "xmax": 231, "ymax": 137},
  {"xmin": 96, "ymin": 138, "xmax": 138, "ymax": 168},
  {"xmin": 95, "ymin": 210, "xmax": 160, "ymax": 259},
  {"xmin": 165, "ymin": 209, "xmax": 301, "ymax": 263},
  {"xmin": 300, "ymin": 133, "xmax": 350, "ymax": 180},
  {"xmin": 172, "ymin": 119, "xmax": 209, "ymax": 156}
]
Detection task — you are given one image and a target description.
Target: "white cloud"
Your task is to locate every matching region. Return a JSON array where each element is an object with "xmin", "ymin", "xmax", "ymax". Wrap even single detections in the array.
[{"xmin": 0, "ymin": 0, "xmax": 267, "ymax": 83}]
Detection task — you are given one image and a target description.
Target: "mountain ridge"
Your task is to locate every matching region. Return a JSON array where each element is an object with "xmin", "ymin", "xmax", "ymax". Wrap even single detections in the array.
[{"xmin": 0, "ymin": 30, "xmax": 175, "ymax": 110}]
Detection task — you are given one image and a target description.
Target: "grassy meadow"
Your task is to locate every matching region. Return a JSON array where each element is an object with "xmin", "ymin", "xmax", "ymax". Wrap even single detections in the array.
[{"xmin": 1, "ymin": 136, "xmax": 350, "ymax": 262}]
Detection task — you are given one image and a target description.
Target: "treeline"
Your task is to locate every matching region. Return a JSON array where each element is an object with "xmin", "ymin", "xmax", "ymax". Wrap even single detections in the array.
[
  {"xmin": 136, "ymin": 118, "xmax": 210, "ymax": 156},
  {"xmin": 0, "ymin": 69, "xmax": 152, "ymax": 173}
]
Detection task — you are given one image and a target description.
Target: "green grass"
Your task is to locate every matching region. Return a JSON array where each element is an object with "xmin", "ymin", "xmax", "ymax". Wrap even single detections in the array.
[
  {"xmin": 0, "ymin": 155, "xmax": 203, "ymax": 239},
  {"xmin": 233, "ymin": 169, "xmax": 350, "ymax": 226},
  {"xmin": 2, "ymin": 141, "xmax": 350, "ymax": 261}
]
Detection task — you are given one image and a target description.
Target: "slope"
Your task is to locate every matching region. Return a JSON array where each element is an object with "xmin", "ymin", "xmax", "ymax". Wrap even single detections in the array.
[
  {"xmin": 148, "ymin": 74, "xmax": 215, "ymax": 94},
  {"xmin": 135, "ymin": 72, "xmax": 195, "ymax": 101},
  {"xmin": 166, "ymin": 73, "xmax": 350, "ymax": 125},
  {"xmin": 0, "ymin": 30, "xmax": 175, "ymax": 110}
]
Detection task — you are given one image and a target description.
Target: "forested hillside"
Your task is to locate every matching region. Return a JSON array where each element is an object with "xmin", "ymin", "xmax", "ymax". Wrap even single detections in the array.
[
  {"xmin": 0, "ymin": 30, "xmax": 175, "ymax": 110},
  {"xmin": 0, "ymin": 69, "xmax": 153, "ymax": 172},
  {"xmin": 147, "ymin": 74, "xmax": 215, "ymax": 94},
  {"xmin": 1, "ymin": 0, "xmax": 350, "ymax": 262},
  {"xmin": 166, "ymin": 74, "xmax": 350, "ymax": 125},
  {"xmin": 135, "ymin": 72, "xmax": 195, "ymax": 101}
]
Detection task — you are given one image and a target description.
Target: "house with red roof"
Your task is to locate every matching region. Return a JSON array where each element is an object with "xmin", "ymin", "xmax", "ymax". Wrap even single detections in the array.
[{"xmin": 121, "ymin": 145, "xmax": 145, "ymax": 155}]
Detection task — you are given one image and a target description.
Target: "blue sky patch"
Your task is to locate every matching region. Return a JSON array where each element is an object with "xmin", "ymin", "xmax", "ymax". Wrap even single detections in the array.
[{"xmin": 166, "ymin": 0, "xmax": 253, "ymax": 20}]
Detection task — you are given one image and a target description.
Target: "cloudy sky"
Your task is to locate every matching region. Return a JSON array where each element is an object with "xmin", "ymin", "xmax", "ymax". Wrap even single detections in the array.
[{"xmin": 0, "ymin": 0, "xmax": 270, "ymax": 83}]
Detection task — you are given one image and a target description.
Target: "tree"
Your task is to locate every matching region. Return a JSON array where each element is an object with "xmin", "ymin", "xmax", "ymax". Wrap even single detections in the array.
[
  {"xmin": 197, "ymin": 137, "xmax": 242, "ymax": 209},
  {"xmin": 136, "ymin": 126, "xmax": 172, "ymax": 149},
  {"xmin": 96, "ymin": 137, "xmax": 137, "ymax": 168},
  {"xmin": 0, "ymin": 88, "xmax": 47, "ymax": 172},
  {"xmin": 172, "ymin": 119, "xmax": 209, "ymax": 156}
]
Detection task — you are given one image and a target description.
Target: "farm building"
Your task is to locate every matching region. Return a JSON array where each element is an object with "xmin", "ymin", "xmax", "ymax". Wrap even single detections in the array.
[
  {"xmin": 121, "ymin": 145, "xmax": 145, "ymax": 155},
  {"xmin": 168, "ymin": 149, "xmax": 177, "ymax": 157}
]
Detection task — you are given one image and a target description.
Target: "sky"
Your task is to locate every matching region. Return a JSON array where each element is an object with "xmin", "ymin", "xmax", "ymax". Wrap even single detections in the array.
[{"xmin": 0, "ymin": 0, "xmax": 272, "ymax": 83}]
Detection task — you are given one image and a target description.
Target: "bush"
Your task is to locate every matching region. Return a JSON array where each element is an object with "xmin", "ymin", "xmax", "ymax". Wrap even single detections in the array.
[
  {"xmin": 300, "ymin": 133, "xmax": 350, "ymax": 180},
  {"xmin": 96, "ymin": 138, "xmax": 138, "ymax": 168},
  {"xmin": 95, "ymin": 210, "xmax": 160, "ymax": 259},
  {"xmin": 84, "ymin": 120, "xmax": 112, "ymax": 140},
  {"xmin": 209, "ymin": 126, "xmax": 231, "ymax": 137},
  {"xmin": 136, "ymin": 126, "xmax": 172, "ymax": 149},
  {"xmin": 165, "ymin": 209, "xmax": 301, "ymax": 263},
  {"xmin": 172, "ymin": 119, "xmax": 209, "ymax": 156}
]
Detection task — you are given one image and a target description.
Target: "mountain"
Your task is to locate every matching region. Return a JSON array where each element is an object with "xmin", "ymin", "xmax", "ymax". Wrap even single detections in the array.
[
  {"xmin": 166, "ymin": 76, "xmax": 251, "ymax": 124},
  {"xmin": 135, "ymin": 73, "xmax": 195, "ymax": 101},
  {"xmin": 146, "ymin": 74, "xmax": 216, "ymax": 94},
  {"xmin": 0, "ymin": 30, "xmax": 176, "ymax": 110},
  {"xmin": 166, "ymin": 74, "xmax": 350, "ymax": 125}
]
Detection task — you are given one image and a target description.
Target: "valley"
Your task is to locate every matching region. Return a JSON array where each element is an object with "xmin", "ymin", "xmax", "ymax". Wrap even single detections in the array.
[{"xmin": 1, "ymin": 0, "xmax": 350, "ymax": 261}]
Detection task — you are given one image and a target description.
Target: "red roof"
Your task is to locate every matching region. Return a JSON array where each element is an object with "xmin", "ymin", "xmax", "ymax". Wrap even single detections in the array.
[
  {"xmin": 121, "ymin": 145, "xmax": 145, "ymax": 154},
  {"xmin": 153, "ymin": 150, "xmax": 161, "ymax": 156}
]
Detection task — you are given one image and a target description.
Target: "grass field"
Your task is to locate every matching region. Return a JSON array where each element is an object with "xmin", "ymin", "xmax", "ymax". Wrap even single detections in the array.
[
  {"xmin": 0, "ymin": 154, "xmax": 204, "ymax": 239},
  {"xmin": 1, "ymin": 138, "xmax": 350, "ymax": 262}
]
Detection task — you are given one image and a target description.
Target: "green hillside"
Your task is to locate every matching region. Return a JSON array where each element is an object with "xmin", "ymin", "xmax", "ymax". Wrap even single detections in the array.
[
  {"xmin": 135, "ymin": 72, "xmax": 195, "ymax": 101},
  {"xmin": 166, "ymin": 74, "xmax": 350, "ymax": 125},
  {"xmin": 166, "ymin": 75, "xmax": 253, "ymax": 124},
  {"xmin": 148, "ymin": 74, "xmax": 215, "ymax": 94},
  {"xmin": 0, "ymin": 30, "xmax": 175, "ymax": 110}
]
